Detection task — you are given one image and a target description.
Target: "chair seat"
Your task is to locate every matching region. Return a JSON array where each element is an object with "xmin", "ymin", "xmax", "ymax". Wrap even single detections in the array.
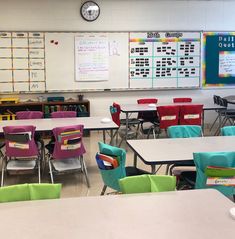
[
  {"xmin": 52, "ymin": 158, "xmax": 82, "ymax": 172},
  {"xmin": 7, "ymin": 159, "xmax": 37, "ymax": 170}
]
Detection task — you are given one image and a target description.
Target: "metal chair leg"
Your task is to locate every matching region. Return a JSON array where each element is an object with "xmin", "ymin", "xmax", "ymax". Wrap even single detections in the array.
[
  {"xmin": 48, "ymin": 160, "xmax": 54, "ymax": 183},
  {"xmin": 101, "ymin": 185, "xmax": 107, "ymax": 195},
  {"xmin": 80, "ymin": 156, "xmax": 90, "ymax": 188}
]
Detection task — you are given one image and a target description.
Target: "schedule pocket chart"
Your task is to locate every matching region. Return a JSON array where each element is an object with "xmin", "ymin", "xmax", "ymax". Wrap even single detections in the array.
[{"xmin": 129, "ymin": 32, "xmax": 201, "ymax": 89}]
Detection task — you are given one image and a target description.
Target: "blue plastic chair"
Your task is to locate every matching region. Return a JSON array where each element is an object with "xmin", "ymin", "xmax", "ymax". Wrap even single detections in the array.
[{"xmin": 193, "ymin": 151, "xmax": 235, "ymax": 198}]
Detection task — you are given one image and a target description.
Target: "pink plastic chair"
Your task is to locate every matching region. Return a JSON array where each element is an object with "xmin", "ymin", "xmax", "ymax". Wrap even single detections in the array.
[
  {"xmin": 1, "ymin": 125, "xmax": 41, "ymax": 186},
  {"xmin": 51, "ymin": 111, "xmax": 77, "ymax": 118},
  {"xmin": 16, "ymin": 111, "xmax": 43, "ymax": 119},
  {"xmin": 47, "ymin": 125, "xmax": 90, "ymax": 187}
]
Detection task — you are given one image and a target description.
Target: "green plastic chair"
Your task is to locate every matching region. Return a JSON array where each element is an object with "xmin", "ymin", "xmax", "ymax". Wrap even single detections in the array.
[
  {"xmin": 98, "ymin": 142, "xmax": 127, "ymax": 195},
  {"xmin": 0, "ymin": 184, "xmax": 30, "ymax": 203},
  {"xmin": 119, "ymin": 175, "xmax": 176, "ymax": 194},
  {"xmin": 167, "ymin": 125, "xmax": 202, "ymax": 138},
  {"xmin": 193, "ymin": 151, "xmax": 235, "ymax": 198},
  {"xmin": 29, "ymin": 183, "xmax": 61, "ymax": 200},
  {"xmin": 0, "ymin": 183, "xmax": 61, "ymax": 203},
  {"xmin": 221, "ymin": 126, "xmax": 235, "ymax": 136}
]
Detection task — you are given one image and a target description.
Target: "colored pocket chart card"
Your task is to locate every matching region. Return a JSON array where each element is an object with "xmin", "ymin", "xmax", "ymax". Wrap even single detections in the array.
[
  {"xmin": 129, "ymin": 32, "xmax": 201, "ymax": 89},
  {"xmin": 0, "ymin": 32, "xmax": 46, "ymax": 93},
  {"xmin": 203, "ymin": 32, "xmax": 235, "ymax": 88}
]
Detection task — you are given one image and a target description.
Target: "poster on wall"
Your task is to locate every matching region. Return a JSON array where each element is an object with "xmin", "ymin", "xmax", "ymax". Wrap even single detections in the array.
[
  {"xmin": 129, "ymin": 31, "xmax": 201, "ymax": 89},
  {"xmin": 203, "ymin": 32, "xmax": 235, "ymax": 87},
  {"xmin": 75, "ymin": 33, "xmax": 109, "ymax": 82}
]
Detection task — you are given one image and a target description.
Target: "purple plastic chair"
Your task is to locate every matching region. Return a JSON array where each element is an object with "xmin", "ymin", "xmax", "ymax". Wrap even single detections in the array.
[
  {"xmin": 51, "ymin": 111, "xmax": 77, "ymax": 118},
  {"xmin": 1, "ymin": 125, "xmax": 41, "ymax": 186},
  {"xmin": 47, "ymin": 125, "xmax": 90, "ymax": 187},
  {"xmin": 16, "ymin": 111, "xmax": 43, "ymax": 120}
]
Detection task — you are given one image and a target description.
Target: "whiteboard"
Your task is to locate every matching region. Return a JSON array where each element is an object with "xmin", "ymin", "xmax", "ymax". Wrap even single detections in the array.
[
  {"xmin": 45, "ymin": 32, "xmax": 128, "ymax": 91},
  {"xmin": 0, "ymin": 31, "xmax": 201, "ymax": 93}
]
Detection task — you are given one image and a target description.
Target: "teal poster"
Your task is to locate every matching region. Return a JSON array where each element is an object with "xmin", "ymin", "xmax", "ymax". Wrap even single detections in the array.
[{"xmin": 203, "ymin": 32, "xmax": 235, "ymax": 87}]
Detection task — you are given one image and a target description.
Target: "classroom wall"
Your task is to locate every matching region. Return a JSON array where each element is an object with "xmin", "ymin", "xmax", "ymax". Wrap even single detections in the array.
[{"xmin": 1, "ymin": 0, "xmax": 235, "ymax": 124}]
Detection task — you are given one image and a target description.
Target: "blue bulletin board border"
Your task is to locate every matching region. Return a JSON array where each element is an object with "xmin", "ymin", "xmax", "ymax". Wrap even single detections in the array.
[{"xmin": 203, "ymin": 32, "xmax": 235, "ymax": 88}]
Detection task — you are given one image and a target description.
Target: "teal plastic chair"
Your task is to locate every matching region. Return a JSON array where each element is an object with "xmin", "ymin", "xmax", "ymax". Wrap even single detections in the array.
[
  {"xmin": 193, "ymin": 151, "xmax": 235, "ymax": 198},
  {"xmin": 221, "ymin": 126, "xmax": 235, "ymax": 136},
  {"xmin": 167, "ymin": 125, "xmax": 202, "ymax": 138},
  {"xmin": 167, "ymin": 125, "xmax": 202, "ymax": 177},
  {"xmin": 98, "ymin": 142, "xmax": 127, "ymax": 195},
  {"xmin": 0, "ymin": 183, "xmax": 61, "ymax": 203},
  {"xmin": 119, "ymin": 174, "xmax": 176, "ymax": 194}
]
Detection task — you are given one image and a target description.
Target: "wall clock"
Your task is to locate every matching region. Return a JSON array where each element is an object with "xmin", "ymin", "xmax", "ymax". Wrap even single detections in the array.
[{"xmin": 80, "ymin": 1, "xmax": 100, "ymax": 22}]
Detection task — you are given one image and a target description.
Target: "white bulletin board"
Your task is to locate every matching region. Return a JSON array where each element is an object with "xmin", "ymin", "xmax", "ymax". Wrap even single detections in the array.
[{"xmin": 0, "ymin": 31, "xmax": 201, "ymax": 93}]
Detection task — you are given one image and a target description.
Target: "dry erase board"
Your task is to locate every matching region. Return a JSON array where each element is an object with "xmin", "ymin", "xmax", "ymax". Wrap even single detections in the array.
[
  {"xmin": 203, "ymin": 32, "xmax": 235, "ymax": 87},
  {"xmin": 0, "ymin": 31, "xmax": 201, "ymax": 93}
]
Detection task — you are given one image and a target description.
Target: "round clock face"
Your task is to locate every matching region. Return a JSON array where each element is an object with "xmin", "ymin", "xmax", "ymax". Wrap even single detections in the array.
[{"xmin": 80, "ymin": 1, "xmax": 100, "ymax": 22}]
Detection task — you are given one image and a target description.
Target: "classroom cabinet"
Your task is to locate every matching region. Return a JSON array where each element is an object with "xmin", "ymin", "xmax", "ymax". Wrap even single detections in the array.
[{"xmin": 0, "ymin": 100, "xmax": 90, "ymax": 119}]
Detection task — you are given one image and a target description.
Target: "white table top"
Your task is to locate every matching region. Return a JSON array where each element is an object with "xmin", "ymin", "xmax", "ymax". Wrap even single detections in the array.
[
  {"xmin": 121, "ymin": 102, "xmax": 225, "ymax": 113},
  {"xmin": 0, "ymin": 189, "xmax": 234, "ymax": 239},
  {"xmin": 0, "ymin": 116, "xmax": 118, "ymax": 133},
  {"xmin": 128, "ymin": 136, "xmax": 235, "ymax": 165}
]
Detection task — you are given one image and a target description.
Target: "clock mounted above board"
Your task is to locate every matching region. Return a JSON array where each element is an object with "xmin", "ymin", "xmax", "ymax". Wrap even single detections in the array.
[{"xmin": 80, "ymin": 1, "xmax": 100, "ymax": 22}]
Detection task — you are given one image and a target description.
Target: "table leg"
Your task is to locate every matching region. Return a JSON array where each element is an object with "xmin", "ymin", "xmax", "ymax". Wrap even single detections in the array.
[
  {"xmin": 103, "ymin": 130, "xmax": 106, "ymax": 143},
  {"xmin": 110, "ymin": 129, "xmax": 114, "ymax": 145},
  {"xmin": 133, "ymin": 153, "xmax": 137, "ymax": 167},
  {"xmin": 125, "ymin": 112, "xmax": 129, "ymax": 142},
  {"xmin": 151, "ymin": 165, "xmax": 156, "ymax": 174}
]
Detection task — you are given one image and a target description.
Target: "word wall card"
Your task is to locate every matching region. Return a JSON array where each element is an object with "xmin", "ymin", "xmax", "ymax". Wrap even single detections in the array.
[
  {"xmin": 129, "ymin": 32, "xmax": 201, "ymax": 89},
  {"xmin": 0, "ymin": 32, "xmax": 46, "ymax": 93}
]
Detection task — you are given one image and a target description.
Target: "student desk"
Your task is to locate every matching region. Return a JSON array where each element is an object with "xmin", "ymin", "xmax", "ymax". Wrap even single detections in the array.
[
  {"xmin": 120, "ymin": 102, "xmax": 226, "ymax": 138},
  {"xmin": 0, "ymin": 117, "xmax": 118, "ymax": 144},
  {"xmin": 127, "ymin": 136, "xmax": 235, "ymax": 173},
  {"xmin": 0, "ymin": 189, "xmax": 234, "ymax": 239}
]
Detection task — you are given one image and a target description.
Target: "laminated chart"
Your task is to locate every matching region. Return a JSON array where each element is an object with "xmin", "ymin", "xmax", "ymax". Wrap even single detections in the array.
[
  {"xmin": 129, "ymin": 32, "xmax": 201, "ymax": 89},
  {"xmin": 0, "ymin": 32, "xmax": 46, "ymax": 93}
]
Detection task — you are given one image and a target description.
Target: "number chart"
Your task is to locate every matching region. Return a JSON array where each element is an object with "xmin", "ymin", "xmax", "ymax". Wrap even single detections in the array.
[
  {"xmin": 0, "ymin": 32, "xmax": 46, "ymax": 92},
  {"xmin": 129, "ymin": 32, "xmax": 201, "ymax": 89}
]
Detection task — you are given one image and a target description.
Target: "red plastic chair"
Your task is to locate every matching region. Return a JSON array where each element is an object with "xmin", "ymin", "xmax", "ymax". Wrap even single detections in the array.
[
  {"xmin": 179, "ymin": 104, "xmax": 203, "ymax": 125},
  {"xmin": 157, "ymin": 105, "xmax": 180, "ymax": 129},
  {"xmin": 110, "ymin": 103, "xmax": 140, "ymax": 146},
  {"xmin": 148, "ymin": 105, "xmax": 180, "ymax": 138},
  {"xmin": 173, "ymin": 98, "xmax": 192, "ymax": 103},
  {"xmin": 137, "ymin": 98, "xmax": 159, "ymax": 136}
]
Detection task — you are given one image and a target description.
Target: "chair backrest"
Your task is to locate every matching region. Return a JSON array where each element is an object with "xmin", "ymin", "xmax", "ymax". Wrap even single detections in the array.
[
  {"xmin": 179, "ymin": 104, "xmax": 203, "ymax": 125},
  {"xmin": 173, "ymin": 97, "xmax": 192, "ymax": 103},
  {"xmin": 221, "ymin": 126, "xmax": 235, "ymax": 136},
  {"xmin": 119, "ymin": 174, "xmax": 176, "ymax": 194},
  {"xmin": 137, "ymin": 98, "xmax": 158, "ymax": 104},
  {"xmin": 16, "ymin": 111, "xmax": 43, "ymax": 119},
  {"xmin": 213, "ymin": 95, "xmax": 220, "ymax": 105},
  {"xmin": 0, "ymin": 183, "xmax": 61, "ymax": 203},
  {"xmin": 137, "ymin": 98, "xmax": 158, "ymax": 122},
  {"xmin": 96, "ymin": 142, "xmax": 126, "ymax": 191},
  {"xmin": 3, "ymin": 125, "xmax": 38, "ymax": 157},
  {"xmin": 167, "ymin": 125, "xmax": 202, "ymax": 138},
  {"xmin": 52, "ymin": 125, "xmax": 85, "ymax": 159},
  {"xmin": 157, "ymin": 105, "xmax": 180, "ymax": 129},
  {"xmin": 218, "ymin": 97, "xmax": 228, "ymax": 108},
  {"xmin": 193, "ymin": 151, "xmax": 235, "ymax": 197},
  {"xmin": 110, "ymin": 102, "xmax": 121, "ymax": 126},
  {"xmin": 51, "ymin": 111, "xmax": 77, "ymax": 118}
]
